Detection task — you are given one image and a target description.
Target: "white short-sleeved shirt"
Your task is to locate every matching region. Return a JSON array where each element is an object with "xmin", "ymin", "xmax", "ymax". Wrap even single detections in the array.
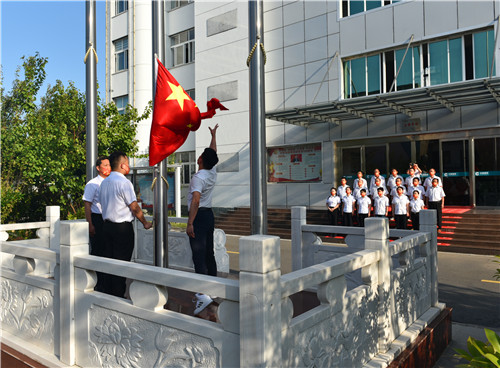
[
  {"xmin": 391, "ymin": 186, "xmax": 407, "ymax": 197},
  {"xmin": 387, "ymin": 175, "xmax": 403, "ymax": 189},
  {"xmin": 187, "ymin": 167, "xmax": 217, "ymax": 210},
  {"xmin": 326, "ymin": 195, "xmax": 341, "ymax": 208},
  {"xmin": 370, "ymin": 186, "xmax": 388, "ymax": 198},
  {"xmin": 407, "ymin": 185, "xmax": 426, "ymax": 200},
  {"xmin": 82, "ymin": 175, "xmax": 105, "ymax": 214},
  {"xmin": 405, "ymin": 175, "xmax": 419, "ymax": 188},
  {"xmin": 353, "ymin": 187, "xmax": 368, "ymax": 200},
  {"xmin": 337, "ymin": 185, "xmax": 348, "ymax": 199},
  {"xmin": 424, "ymin": 175, "xmax": 443, "ymax": 189},
  {"xmin": 342, "ymin": 195, "xmax": 356, "ymax": 213},
  {"xmin": 99, "ymin": 172, "xmax": 137, "ymax": 223},
  {"xmin": 410, "ymin": 198, "xmax": 425, "ymax": 213},
  {"xmin": 353, "ymin": 178, "xmax": 368, "ymax": 189},
  {"xmin": 370, "ymin": 175, "xmax": 386, "ymax": 190},
  {"xmin": 426, "ymin": 186, "xmax": 446, "ymax": 202},
  {"xmin": 392, "ymin": 194, "xmax": 410, "ymax": 215},
  {"xmin": 357, "ymin": 196, "xmax": 372, "ymax": 214},
  {"xmin": 373, "ymin": 196, "xmax": 389, "ymax": 215}
]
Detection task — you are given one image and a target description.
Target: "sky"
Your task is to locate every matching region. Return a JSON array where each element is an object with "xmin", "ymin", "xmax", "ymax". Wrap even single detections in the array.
[{"xmin": 1, "ymin": 0, "xmax": 106, "ymax": 99}]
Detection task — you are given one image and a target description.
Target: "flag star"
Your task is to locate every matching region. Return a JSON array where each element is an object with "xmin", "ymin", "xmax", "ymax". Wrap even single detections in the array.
[
  {"xmin": 187, "ymin": 123, "xmax": 192, "ymax": 128},
  {"xmin": 166, "ymin": 81, "xmax": 190, "ymax": 110}
]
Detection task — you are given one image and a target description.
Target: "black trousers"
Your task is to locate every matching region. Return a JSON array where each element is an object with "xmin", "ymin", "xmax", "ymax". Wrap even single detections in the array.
[
  {"xmin": 189, "ymin": 208, "xmax": 217, "ymax": 276},
  {"xmin": 358, "ymin": 213, "xmax": 368, "ymax": 227},
  {"xmin": 343, "ymin": 212, "xmax": 353, "ymax": 226},
  {"xmin": 327, "ymin": 208, "xmax": 339, "ymax": 226},
  {"xmin": 90, "ymin": 213, "xmax": 106, "ymax": 292},
  {"xmin": 410, "ymin": 212, "xmax": 420, "ymax": 230},
  {"xmin": 428, "ymin": 201, "xmax": 443, "ymax": 228},
  {"xmin": 102, "ymin": 221, "xmax": 135, "ymax": 297},
  {"xmin": 395, "ymin": 214, "xmax": 408, "ymax": 229}
]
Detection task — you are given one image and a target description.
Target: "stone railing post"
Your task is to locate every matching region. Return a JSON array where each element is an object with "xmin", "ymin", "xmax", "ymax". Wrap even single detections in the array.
[
  {"xmin": 47, "ymin": 206, "xmax": 60, "ymax": 277},
  {"xmin": 419, "ymin": 209, "xmax": 439, "ymax": 306},
  {"xmin": 239, "ymin": 235, "xmax": 281, "ymax": 367},
  {"xmin": 291, "ymin": 206, "xmax": 306, "ymax": 271},
  {"xmin": 59, "ymin": 220, "xmax": 89, "ymax": 366},
  {"xmin": 364, "ymin": 217, "xmax": 394, "ymax": 353}
]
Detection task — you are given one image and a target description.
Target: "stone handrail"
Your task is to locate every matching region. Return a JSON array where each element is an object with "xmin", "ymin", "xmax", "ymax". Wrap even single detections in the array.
[
  {"xmin": 74, "ymin": 254, "xmax": 239, "ymax": 301},
  {"xmin": 280, "ymin": 249, "xmax": 380, "ymax": 297}
]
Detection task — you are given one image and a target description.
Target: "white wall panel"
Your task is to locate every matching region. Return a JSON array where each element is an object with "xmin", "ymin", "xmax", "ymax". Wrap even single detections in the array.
[
  {"xmin": 286, "ymin": 183, "xmax": 310, "ymax": 206},
  {"xmin": 266, "ymin": 49, "xmax": 285, "ymax": 72},
  {"xmin": 424, "ymin": 1, "xmax": 458, "ymax": 36},
  {"xmin": 394, "ymin": 1, "xmax": 424, "ymax": 44},
  {"xmin": 266, "ymin": 90, "xmax": 286, "ymax": 111},
  {"xmin": 284, "ymin": 22, "xmax": 305, "ymax": 47},
  {"xmin": 283, "ymin": 85, "xmax": 306, "ymax": 108},
  {"xmin": 305, "ymin": 1, "xmax": 328, "ymax": 19},
  {"xmin": 264, "ymin": 6, "xmax": 284, "ymax": 31},
  {"xmin": 266, "ymin": 69, "xmax": 285, "ymax": 92},
  {"xmin": 339, "ymin": 16, "xmax": 366, "ymax": 55},
  {"xmin": 265, "ymin": 28, "xmax": 284, "ymax": 51},
  {"xmin": 366, "ymin": 7, "xmax": 393, "ymax": 50},
  {"xmin": 284, "ymin": 43, "xmax": 306, "ymax": 67},
  {"xmin": 284, "ymin": 64, "xmax": 305, "ymax": 88},
  {"xmin": 305, "ymin": 37, "xmax": 328, "ymax": 63},
  {"xmin": 341, "ymin": 118, "xmax": 368, "ymax": 139},
  {"xmin": 305, "ymin": 14, "xmax": 328, "ymax": 41},
  {"xmin": 306, "ymin": 82, "xmax": 329, "ymax": 104},
  {"xmin": 461, "ymin": 103, "xmax": 499, "ymax": 129},
  {"xmin": 458, "ymin": 1, "xmax": 495, "ymax": 29},
  {"xmin": 283, "ymin": 1, "xmax": 304, "ymax": 26},
  {"xmin": 284, "ymin": 124, "xmax": 307, "ymax": 143},
  {"xmin": 267, "ymin": 183, "xmax": 288, "ymax": 207},
  {"xmin": 266, "ymin": 124, "xmax": 286, "ymax": 146}
]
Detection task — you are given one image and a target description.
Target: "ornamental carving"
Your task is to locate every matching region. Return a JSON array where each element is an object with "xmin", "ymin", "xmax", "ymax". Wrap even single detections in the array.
[
  {"xmin": 0, "ymin": 279, "xmax": 54, "ymax": 351},
  {"xmin": 89, "ymin": 308, "xmax": 219, "ymax": 367},
  {"xmin": 287, "ymin": 287, "xmax": 378, "ymax": 367}
]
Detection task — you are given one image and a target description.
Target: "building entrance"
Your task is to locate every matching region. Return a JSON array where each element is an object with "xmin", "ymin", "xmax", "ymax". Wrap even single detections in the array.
[{"xmin": 441, "ymin": 140, "xmax": 470, "ymax": 206}]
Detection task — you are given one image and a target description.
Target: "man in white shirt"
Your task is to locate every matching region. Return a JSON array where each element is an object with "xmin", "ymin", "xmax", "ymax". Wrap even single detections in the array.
[
  {"xmin": 423, "ymin": 168, "xmax": 443, "ymax": 190},
  {"xmin": 387, "ymin": 168, "xmax": 403, "ymax": 191},
  {"xmin": 99, "ymin": 151, "xmax": 152, "ymax": 297},
  {"xmin": 83, "ymin": 156, "xmax": 110, "ymax": 291},
  {"xmin": 369, "ymin": 168, "xmax": 386, "ymax": 191},
  {"xmin": 392, "ymin": 186, "xmax": 410, "ymax": 229},
  {"xmin": 425, "ymin": 178, "xmax": 446, "ymax": 230},
  {"xmin": 356, "ymin": 189, "xmax": 371, "ymax": 227},
  {"xmin": 187, "ymin": 125, "xmax": 219, "ymax": 315}
]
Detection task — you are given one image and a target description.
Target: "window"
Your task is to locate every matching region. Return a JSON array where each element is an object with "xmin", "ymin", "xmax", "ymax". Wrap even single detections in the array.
[
  {"xmin": 184, "ymin": 88, "xmax": 195, "ymax": 101},
  {"xmin": 343, "ymin": 29, "xmax": 495, "ymax": 99},
  {"xmin": 116, "ymin": 0, "xmax": 128, "ymax": 15},
  {"xmin": 341, "ymin": 0, "xmax": 400, "ymax": 17},
  {"xmin": 175, "ymin": 151, "xmax": 196, "ymax": 184},
  {"xmin": 114, "ymin": 37, "xmax": 128, "ymax": 72},
  {"xmin": 474, "ymin": 29, "xmax": 495, "ymax": 78},
  {"xmin": 113, "ymin": 95, "xmax": 128, "ymax": 115},
  {"xmin": 169, "ymin": 0, "xmax": 193, "ymax": 11},
  {"xmin": 170, "ymin": 29, "xmax": 195, "ymax": 67}
]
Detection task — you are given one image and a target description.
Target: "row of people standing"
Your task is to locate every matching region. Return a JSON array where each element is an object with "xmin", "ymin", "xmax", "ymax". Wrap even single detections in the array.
[{"xmin": 326, "ymin": 165, "xmax": 446, "ymax": 230}]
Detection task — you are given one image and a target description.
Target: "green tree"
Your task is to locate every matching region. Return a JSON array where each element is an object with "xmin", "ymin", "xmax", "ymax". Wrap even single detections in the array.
[{"xmin": 1, "ymin": 54, "xmax": 151, "ymax": 223}]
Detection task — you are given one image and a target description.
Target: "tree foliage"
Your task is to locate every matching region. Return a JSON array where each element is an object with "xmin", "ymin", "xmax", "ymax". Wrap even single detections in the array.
[{"xmin": 1, "ymin": 53, "xmax": 151, "ymax": 223}]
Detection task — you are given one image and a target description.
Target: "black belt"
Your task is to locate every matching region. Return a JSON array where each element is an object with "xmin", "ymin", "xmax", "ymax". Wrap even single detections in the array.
[
  {"xmin": 104, "ymin": 219, "xmax": 132, "ymax": 224},
  {"xmin": 198, "ymin": 207, "xmax": 212, "ymax": 212}
]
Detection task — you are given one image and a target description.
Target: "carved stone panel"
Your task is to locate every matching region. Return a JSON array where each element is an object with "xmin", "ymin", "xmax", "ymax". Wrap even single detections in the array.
[
  {"xmin": 0, "ymin": 278, "xmax": 55, "ymax": 352},
  {"xmin": 87, "ymin": 307, "xmax": 220, "ymax": 367}
]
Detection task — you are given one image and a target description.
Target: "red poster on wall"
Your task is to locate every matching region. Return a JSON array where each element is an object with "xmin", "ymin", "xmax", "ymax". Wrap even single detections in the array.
[{"xmin": 267, "ymin": 143, "xmax": 322, "ymax": 182}]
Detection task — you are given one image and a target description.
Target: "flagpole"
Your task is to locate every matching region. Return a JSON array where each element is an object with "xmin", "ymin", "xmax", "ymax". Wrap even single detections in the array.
[
  {"xmin": 85, "ymin": 0, "xmax": 98, "ymax": 181},
  {"xmin": 152, "ymin": 0, "xmax": 168, "ymax": 268},
  {"xmin": 248, "ymin": 0, "xmax": 268, "ymax": 235}
]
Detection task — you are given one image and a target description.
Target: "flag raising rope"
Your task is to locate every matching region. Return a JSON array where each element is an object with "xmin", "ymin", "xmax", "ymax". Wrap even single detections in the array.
[{"xmin": 149, "ymin": 59, "xmax": 228, "ymax": 166}]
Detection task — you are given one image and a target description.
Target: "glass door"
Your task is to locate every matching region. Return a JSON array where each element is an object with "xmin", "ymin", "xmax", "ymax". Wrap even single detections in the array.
[
  {"xmin": 441, "ymin": 140, "xmax": 471, "ymax": 206},
  {"xmin": 474, "ymin": 137, "xmax": 500, "ymax": 207},
  {"xmin": 341, "ymin": 147, "xmax": 362, "ymax": 183}
]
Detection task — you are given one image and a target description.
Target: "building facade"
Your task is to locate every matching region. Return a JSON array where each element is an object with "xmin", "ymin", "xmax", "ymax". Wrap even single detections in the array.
[{"xmin": 106, "ymin": 0, "xmax": 500, "ymax": 210}]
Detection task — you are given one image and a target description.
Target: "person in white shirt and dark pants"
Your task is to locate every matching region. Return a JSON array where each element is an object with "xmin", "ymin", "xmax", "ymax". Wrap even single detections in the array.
[
  {"xmin": 426, "ymin": 178, "xmax": 446, "ymax": 230},
  {"xmin": 99, "ymin": 151, "xmax": 152, "ymax": 297}
]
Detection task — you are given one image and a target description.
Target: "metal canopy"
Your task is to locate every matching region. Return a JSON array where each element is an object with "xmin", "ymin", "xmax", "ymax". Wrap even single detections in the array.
[{"xmin": 266, "ymin": 77, "xmax": 500, "ymax": 126}]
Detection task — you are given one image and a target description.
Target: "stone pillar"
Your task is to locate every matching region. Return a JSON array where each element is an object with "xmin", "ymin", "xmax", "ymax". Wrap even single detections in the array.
[
  {"xmin": 291, "ymin": 206, "xmax": 306, "ymax": 271},
  {"xmin": 364, "ymin": 217, "xmax": 394, "ymax": 352},
  {"xmin": 47, "ymin": 206, "xmax": 60, "ymax": 251},
  {"xmin": 239, "ymin": 235, "xmax": 281, "ymax": 367},
  {"xmin": 419, "ymin": 210, "xmax": 439, "ymax": 306},
  {"xmin": 59, "ymin": 220, "xmax": 89, "ymax": 365}
]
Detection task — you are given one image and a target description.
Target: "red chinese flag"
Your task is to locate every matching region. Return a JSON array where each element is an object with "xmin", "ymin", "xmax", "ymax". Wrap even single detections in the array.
[{"xmin": 149, "ymin": 59, "xmax": 228, "ymax": 166}]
